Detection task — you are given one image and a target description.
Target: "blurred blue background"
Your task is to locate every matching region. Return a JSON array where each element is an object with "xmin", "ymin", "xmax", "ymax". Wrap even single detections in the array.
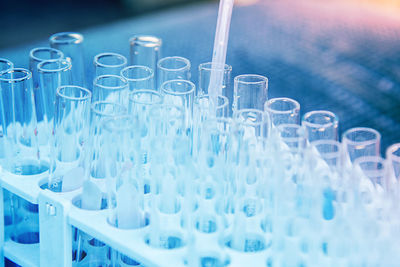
[{"xmin": 1, "ymin": 0, "xmax": 400, "ymax": 152}]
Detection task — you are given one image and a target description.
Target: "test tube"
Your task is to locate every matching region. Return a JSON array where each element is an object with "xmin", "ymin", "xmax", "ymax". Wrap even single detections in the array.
[
  {"xmin": 49, "ymin": 32, "xmax": 86, "ymax": 86},
  {"xmin": 301, "ymin": 110, "xmax": 339, "ymax": 143},
  {"xmin": 354, "ymin": 156, "xmax": 386, "ymax": 190},
  {"xmin": 121, "ymin": 65, "xmax": 154, "ymax": 91},
  {"xmin": 234, "ymin": 108, "xmax": 270, "ymax": 140},
  {"xmin": 157, "ymin": 56, "xmax": 191, "ymax": 89},
  {"xmin": 48, "ymin": 85, "xmax": 91, "ymax": 192},
  {"xmin": 93, "ymin": 74, "xmax": 129, "ymax": 104},
  {"xmin": 312, "ymin": 140, "xmax": 342, "ymax": 170},
  {"xmin": 342, "ymin": 127, "xmax": 381, "ymax": 164},
  {"xmin": 0, "ymin": 68, "xmax": 48, "ymax": 175},
  {"xmin": 198, "ymin": 62, "xmax": 232, "ymax": 115},
  {"xmin": 265, "ymin": 97, "xmax": 300, "ymax": 126},
  {"xmin": 276, "ymin": 124, "xmax": 306, "ymax": 155},
  {"xmin": 386, "ymin": 143, "xmax": 400, "ymax": 198},
  {"xmin": 93, "ymin": 52, "xmax": 127, "ymax": 77},
  {"xmin": 37, "ymin": 59, "xmax": 72, "ymax": 150},
  {"xmin": 103, "ymin": 115, "xmax": 147, "ymax": 230},
  {"xmin": 29, "ymin": 47, "xmax": 64, "ymax": 123},
  {"xmin": 129, "ymin": 35, "xmax": 162, "ymax": 69},
  {"xmin": 233, "ymin": 74, "xmax": 268, "ymax": 112},
  {"xmin": 161, "ymin": 79, "xmax": 195, "ymax": 130},
  {"xmin": 89, "ymin": 101, "xmax": 127, "ymax": 180},
  {"xmin": 0, "ymin": 58, "xmax": 13, "ymax": 160}
]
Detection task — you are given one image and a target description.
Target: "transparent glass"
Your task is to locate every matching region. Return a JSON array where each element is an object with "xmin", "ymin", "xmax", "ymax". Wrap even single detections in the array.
[
  {"xmin": 234, "ymin": 108, "xmax": 269, "ymax": 140},
  {"xmin": 49, "ymin": 32, "xmax": 86, "ymax": 86},
  {"xmin": 93, "ymin": 52, "xmax": 127, "ymax": 77},
  {"xmin": 198, "ymin": 62, "xmax": 232, "ymax": 116},
  {"xmin": 90, "ymin": 101, "xmax": 127, "ymax": 180},
  {"xmin": 194, "ymin": 94, "xmax": 228, "ymax": 122},
  {"xmin": 0, "ymin": 68, "xmax": 48, "ymax": 175},
  {"xmin": 342, "ymin": 127, "xmax": 381, "ymax": 164},
  {"xmin": 302, "ymin": 110, "xmax": 339, "ymax": 142},
  {"xmin": 312, "ymin": 140, "xmax": 342, "ymax": 170},
  {"xmin": 355, "ymin": 156, "xmax": 386, "ymax": 189},
  {"xmin": 103, "ymin": 115, "xmax": 148, "ymax": 230},
  {"xmin": 120, "ymin": 65, "xmax": 154, "ymax": 91},
  {"xmin": 0, "ymin": 58, "xmax": 13, "ymax": 72},
  {"xmin": 37, "ymin": 59, "xmax": 72, "ymax": 151},
  {"xmin": 233, "ymin": 74, "xmax": 268, "ymax": 112},
  {"xmin": 93, "ymin": 74, "xmax": 129, "ymax": 105},
  {"xmin": 129, "ymin": 35, "xmax": 162, "ymax": 69},
  {"xmin": 386, "ymin": 143, "xmax": 400, "ymax": 197},
  {"xmin": 161, "ymin": 79, "xmax": 195, "ymax": 130},
  {"xmin": 276, "ymin": 124, "xmax": 306, "ymax": 155},
  {"xmin": 0, "ymin": 58, "xmax": 13, "ymax": 160},
  {"xmin": 48, "ymin": 86, "xmax": 91, "ymax": 192},
  {"xmin": 29, "ymin": 47, "xmax": 64, "ymax": 123},
  {"xmin": 157, "ymin": 56, "xmax": 191, "ymax": 90},
  {"xmin": 265, "ymin": 97, "xmax": 300, "ymax": 126},
  {"xmin": 75, "ymin": 237, "xmax": 110, "ymax": 267}
]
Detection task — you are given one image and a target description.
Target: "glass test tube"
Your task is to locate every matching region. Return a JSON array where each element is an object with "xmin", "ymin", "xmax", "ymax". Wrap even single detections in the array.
[
  {"xmin": 161, "ymin": 79, "xmax": 195, "ymax": 131},
  {"xmin": 342, "ymin": 127, "xmax": 381, "ymax": 164},
  {"xmin": 129, "ymin": 35, "xmax": 162, "ymax": 68},
  {"xmin": 198, "ymin": 62, "xmax": 232, "ymax": 115},
  {"xmin": 0, "ymin": 68, "xmax": 48, "ymax": 175},
  {"xmin": 233, "ymin": 74, "xmax": 268, "ymax": 112},
  {"xmin": 93, "ymin": 74, "xmax": 129, "ymax": 105},
  {"xmin": 312, "ymin": 140, "xmax": 342, "ymax": 170},
  {"xmin": 386, "ymin": 143, "xmax": 400, "ymax": 197},
  {"xmin": 48, "ymin": 86, "xmax": 91, "ymax": 192},
  {"xmin": 302, "ymin": 110, "xmax": 339, "ymax": 143},
  {"xmin": 29, "ymin": 47, "xmax": 64, "ymax": 123},
  {"xmin": 121, "ymin": 65, "xmax": 154, "ymax": 91},
  {"xmin": 0, "ymin": 58, "xmax": 13, "ymax": 160},
  {"xmin": 37, "ymin": 59, "xmax": 72, "ymax": 150},
  {"xmin": 93, "ymin": 52, "xmax": 127, "ymax": 77},
  {"xmin": 265, "ymin": 97, "xmax": 300, "ymax": 126},
  {"xmin": 49, "ymin": 32, "xmax": 86, "ymax": 87},
  {"xmin": 157, "ymin": 56, "xmax": 191, "ymax": 90},
  {"xmin": 354, "ymin": 156, "xmax": 386, "ymax": 190},
  {"xmin": 103, "ymin": 115, "xmax": 147, "ymax": 230}
]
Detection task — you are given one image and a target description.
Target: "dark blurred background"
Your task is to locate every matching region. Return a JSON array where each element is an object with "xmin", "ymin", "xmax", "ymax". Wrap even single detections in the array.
[
  {"xmin": 0, "ymin": 0, "xmax": 210, "ymax": 49},
  {"xmin": 1, "ymin": 0, "xmax": 400, "ymax": 151}
]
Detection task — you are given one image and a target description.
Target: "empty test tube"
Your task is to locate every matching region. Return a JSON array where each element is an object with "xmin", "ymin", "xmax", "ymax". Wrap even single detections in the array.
[
  {"xmin": 302, "ymin": 110, "xmax": 339, "ymax": 143},
  {"xmin": 48, "ymin": 85, "xmax": 91, "ymax": 192},
  {"xmin": 157, "ymin": 56, "xmax": 191, "ymax": 89},
  {"xmin": 121, "ymin": 65, "xmax": 154, "ymax": 91},
  {"xmin": 93, "ymin": 52, "xmax": 127, "ymax": 77},
  {"xmin": 93, "ymin": 74, "xmax": 129, "ymax": 104},
  {"xmin": 129, "ymin": 35, "xmax": 162, "ymax": 68},
  {"xmin": 342, "ymin": 127, "xmax": 381, "ymax": 164},
  {"xmin": 233, "ymin": 74, "xmax": 268, "ymax": 112},
  {"xmin": 0, "ymin": 58, "xmax": 13, "ymax": 159},
  {"xmin": 49, "ymin": 32, "xmax": 86, "ymax": 86},
  {"xmin": 265, "ymin": 97, "xmax": 300, "ymax": 126}
]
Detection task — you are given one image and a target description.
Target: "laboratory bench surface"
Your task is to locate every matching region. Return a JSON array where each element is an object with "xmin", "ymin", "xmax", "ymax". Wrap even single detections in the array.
[{"xmin": 1, "ymin": 0, "xmax": 400, "ymax": 151}]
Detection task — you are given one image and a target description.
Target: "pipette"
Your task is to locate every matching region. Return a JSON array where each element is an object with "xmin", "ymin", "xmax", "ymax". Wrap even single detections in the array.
[{"xmin": 208, "ymin": 0, "xmax": 234, "ymax": 114}]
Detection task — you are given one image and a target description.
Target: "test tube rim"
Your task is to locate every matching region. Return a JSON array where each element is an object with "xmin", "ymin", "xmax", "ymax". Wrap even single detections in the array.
[
  {"xmin": 0, "ymin": 58, "xmax": 14, "ymax": 70},
  {"xmin": 311, "ymin": 139, "xmax": 341, "ymax": 160},
  {"xmin": 157, "ymin": 56, "xmax": 191, "ymax": 72},
  {"xmin": 94, "ymin": 52, "xmax": 127, "ymax": 68},
  {"xmin": 90, "ymin": 101, "xmax": 127, "ymax": 117},
  {"xmin": 354, "ymin": 155, "xmax": 386, "ymax": 177},
  {"xmin": 386, "ymin": 143, "xmax": 400, "ymax": 162},
  {"xmin": 102, "ymin": 114, "xmax": 135, "ymax": 133},
  {"xmin": 129, "ymin": 35, "xmax": 162, "ymax": 48},
  {"xmin": 49, "ymin": 32, "xmax": 84, "ymax": 45},
  {"xmin": 265, "ymin": 97, "xmax": 300, "ymax": 115},
  {"xmin": 29, "ymin": 47, "xmax": 64, "ymax": 62},
  {"xmin": 234, "ymin": 74, "xmax": 268, "ymax": 85},
  {"xmin": 198, "ymin": 62, "xmax": 232, "ymax": 72},
  {"xmin": 128, "ymin": 89, "xmax": 163, "ymax": 106},
  {"xmin": 56, "ymin": 85, "xmax": 91, "ymax": 101},
  {"xmin": 161, "ymin": 79, "xmax": 195, "ymax": 96},
  {"xmin": 120, "ymin": 65, "xmax": 154, "ymax": 82},
  {"xmin": 93, "ymin": 74, "xmax": 128, "ymax": 90},
  {"xmin": 37, "ymin": 59, "xmax": 71, "ymax": 73},
  {"xmin": 342, "ymin": 127, "xmax": 381, "ymax": 147},
  {"xmin": 301, "ymin": 110, "xmax": 338, "ymax": 129},
  {"xmin": 0, "ymin": 68, "xmax": 32, "ymax": 83}
]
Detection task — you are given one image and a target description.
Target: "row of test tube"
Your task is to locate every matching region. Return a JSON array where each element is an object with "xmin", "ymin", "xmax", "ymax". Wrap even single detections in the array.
[{"xmin": 1, "ymin": 32, "xmax": 400, "ymax": 267}]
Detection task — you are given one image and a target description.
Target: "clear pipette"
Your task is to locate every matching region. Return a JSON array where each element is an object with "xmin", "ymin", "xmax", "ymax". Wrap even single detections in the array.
[{"xmin": 208, "ymin": 0, "xmax": 234, "ymax": 114}]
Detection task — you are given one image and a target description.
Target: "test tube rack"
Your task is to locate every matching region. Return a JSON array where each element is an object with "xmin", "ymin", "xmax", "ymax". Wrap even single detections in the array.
[{"xmin": 0, "ymin": 167, "xmax": 270, "ymax": 267}]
